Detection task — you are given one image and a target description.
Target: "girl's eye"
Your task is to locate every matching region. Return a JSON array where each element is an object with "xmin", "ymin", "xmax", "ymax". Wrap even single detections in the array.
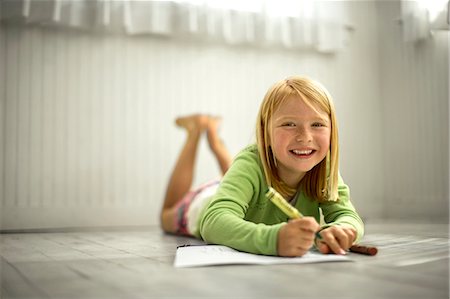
[
  {"xmin": 312, "ymin": 122, "xmax": 325, "ymax": 127},
  {"xmin": 282, "ymin": 122, "xmax": 296, "ymax": 127}
]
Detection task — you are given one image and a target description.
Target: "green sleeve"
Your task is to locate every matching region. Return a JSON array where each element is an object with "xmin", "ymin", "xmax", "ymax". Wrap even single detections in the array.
[
  {"xmin": 199, "ymin": 148, "xmax": 283, "ymax": 256},
  {"xmin": 319, "ymin": 174, "xmax": 365, "ymax": 242}
]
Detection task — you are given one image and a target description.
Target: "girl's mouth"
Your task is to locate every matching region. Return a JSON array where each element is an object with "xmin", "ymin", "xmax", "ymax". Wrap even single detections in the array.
[{"xmin": 290, "ymin": 149, "xmax": 315, "ymax": 157}]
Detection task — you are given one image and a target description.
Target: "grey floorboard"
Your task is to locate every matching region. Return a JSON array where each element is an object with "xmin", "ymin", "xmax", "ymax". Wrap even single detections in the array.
[{"xmin": 0, "ymin": 222, "xmax": 448, "ymax": 299}]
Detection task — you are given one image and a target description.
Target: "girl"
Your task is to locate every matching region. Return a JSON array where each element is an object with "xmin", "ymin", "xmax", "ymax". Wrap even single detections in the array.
[{"xmin": 160, "ymin": 76, "xmax": 364, "ymax": 257}]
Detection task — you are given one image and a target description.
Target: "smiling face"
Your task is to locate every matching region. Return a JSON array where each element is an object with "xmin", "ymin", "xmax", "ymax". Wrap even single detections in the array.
[{"xmin": 270, "ymin": 95, "xmax": 331, "ymax": 188}]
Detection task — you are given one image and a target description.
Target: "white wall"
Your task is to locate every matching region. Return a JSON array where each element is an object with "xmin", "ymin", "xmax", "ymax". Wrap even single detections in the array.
[
  {"xmin": 377, "ymin": 1, "xmax": 449, "ymax": 220},
  {"xmin": 0, "ymin": 1, "xmax": 447, "ymax": 230}
]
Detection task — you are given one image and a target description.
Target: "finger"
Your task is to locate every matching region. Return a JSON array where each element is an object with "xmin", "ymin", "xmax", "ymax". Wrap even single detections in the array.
[
  {"xmin": 293, "ymin": 232, "xmax": 316, "ymax": 249},
  {"xmin": 298, "ymin": 236, "xmax": 317, "ymax": 251},
  {"xmin": 316, "ymin": 241, "xmax": 331, "ymax": 254},
  {"xmin": 296, "ymin": 242, "xmax": 313, "ymax": 252},
  {"xmin": 294, "ymin": 247, "xmax": 309, "ymax": 257},
  {"xmin": 328, "ymin": 238, "xmax": 346, "ymax": 255},
  {"xmin": 299, "ymin": 229, "xmax": 317, "ymax": 242},
  {"xmin": 320, "ymin": 232, "xmax": 346, "ymax": 255},
  {"xmin": 342, "ymin": 228, "xmax": 356, "ymax": 248},
  {"xmin": 345, "ymin": 227, "xmax": 357, "ymax": 245},
  {"xmin": 284, "ymin": 241, "xmax": 312, "ymax": 257},
  {"xmin": 285, "ymin": 226, "xmax": 315, "ymax": 245},
  {"xmin": 340, "ymin": 227, "xmax": 356, "ymax": 248},
  {"xmin": 293, "ymin": 218, "xmax": 320, "ymax": 233},
  {"xmin": 333, "ymin": 228, "xmax": 351, "ymax": 250}
]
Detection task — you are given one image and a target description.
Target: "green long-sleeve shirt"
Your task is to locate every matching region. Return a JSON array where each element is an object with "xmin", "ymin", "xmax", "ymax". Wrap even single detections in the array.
[{"xmin": 196, "ymin": 144, "xmax": 364, "ymax": 256}]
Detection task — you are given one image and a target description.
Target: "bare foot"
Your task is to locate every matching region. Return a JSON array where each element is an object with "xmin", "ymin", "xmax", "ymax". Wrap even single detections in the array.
[{"xmin": 175, "ymin": 114, "xmax": 209, "ymax": 134}]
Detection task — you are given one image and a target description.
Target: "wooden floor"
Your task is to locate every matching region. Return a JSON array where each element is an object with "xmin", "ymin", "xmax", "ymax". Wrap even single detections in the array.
[{"xmin": 1, "ymin": 221, "xmax": 449, "ymax": 299}]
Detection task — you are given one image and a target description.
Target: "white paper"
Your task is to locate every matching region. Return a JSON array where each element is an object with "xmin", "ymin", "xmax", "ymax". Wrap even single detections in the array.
[{"xmin": 174, "ymin": 245, "xmax": 351, "ymax": 268}]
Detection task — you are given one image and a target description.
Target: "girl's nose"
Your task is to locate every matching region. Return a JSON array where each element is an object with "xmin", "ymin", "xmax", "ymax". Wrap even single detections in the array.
[{"xmin": 296, "ymin": 127, "xmax": 312, "ymax": 142}]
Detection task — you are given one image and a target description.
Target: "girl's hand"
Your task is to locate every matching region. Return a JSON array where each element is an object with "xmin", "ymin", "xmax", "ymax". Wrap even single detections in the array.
[
  {"xmin": 277, "ymin": 217, "xmax": 320, "ymax": 257},
  {"xmin": 315, "ymin": 225, "xmax": 356, "ymax": 255}
]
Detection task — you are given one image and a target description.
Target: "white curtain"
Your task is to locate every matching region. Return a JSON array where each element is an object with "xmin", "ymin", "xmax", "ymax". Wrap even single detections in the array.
[
  {"xmin": 400, "ymin": 0, "xmax": 449, "ymax": 42},
  {"xmin": 0, "ymin": 0, "xmax": 352, "ymax": 53}
]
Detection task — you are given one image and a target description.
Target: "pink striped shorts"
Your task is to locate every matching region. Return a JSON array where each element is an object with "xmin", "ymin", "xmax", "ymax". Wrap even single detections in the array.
[{"xmin": 173, "ymin": 179, "xmax": 220, "ymax": 236}]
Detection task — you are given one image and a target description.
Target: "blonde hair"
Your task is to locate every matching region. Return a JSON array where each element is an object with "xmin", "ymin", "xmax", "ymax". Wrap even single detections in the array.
[{"xmin": 256, "ymin": 76, "xmax": 339, "ymax": 202}]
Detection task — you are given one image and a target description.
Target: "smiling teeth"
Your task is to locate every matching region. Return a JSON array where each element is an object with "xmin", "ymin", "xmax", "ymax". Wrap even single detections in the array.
[{"xmin": 292, "ymin": 149, "xmax": 313, "ymax": 155}]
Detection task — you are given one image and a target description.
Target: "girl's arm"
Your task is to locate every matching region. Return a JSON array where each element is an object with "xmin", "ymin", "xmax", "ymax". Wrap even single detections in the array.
[
  {"xmin": 199, "ymin": 148, "xmax": 283, "ymax": 256},
  {"xmin": 317, "ymin": 174, "xmax": 365, "ymax": 253}
]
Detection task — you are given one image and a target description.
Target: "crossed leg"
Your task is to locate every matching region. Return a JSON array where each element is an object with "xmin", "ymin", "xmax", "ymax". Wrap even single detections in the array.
[
  {"xmin": 160, "ymin": 114, "xmax": 232, "ymax": 234},
  {"xmin": 206, "ymin": 116, "xmax": 233, "ymax": 176}
]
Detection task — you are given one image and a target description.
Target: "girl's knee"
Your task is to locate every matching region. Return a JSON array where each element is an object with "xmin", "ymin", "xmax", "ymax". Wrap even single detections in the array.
[{"xmin": 160, "ymin": 208, "xmax": 176, "ymax": 234}]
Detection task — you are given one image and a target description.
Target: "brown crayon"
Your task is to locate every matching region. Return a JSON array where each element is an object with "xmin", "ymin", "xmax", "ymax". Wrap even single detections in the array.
[{"xmin": 349, "ymin": 244, "xmax": 378, "ymax": 256}]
